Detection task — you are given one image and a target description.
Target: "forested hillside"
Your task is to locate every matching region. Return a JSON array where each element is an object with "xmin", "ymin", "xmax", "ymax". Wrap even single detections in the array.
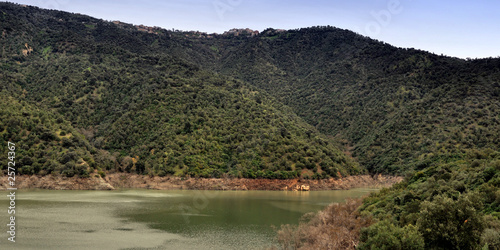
[
  {"xmin": 0, "ymin": 83, "xmax": 101, "ymax": 177},
  {"xmin": 176, "ymin": 27, "xmax": 500, "ymax": 175},
  {"xmin": 0, "ymin": 3, "xmax": 360, "ymax": 179}
]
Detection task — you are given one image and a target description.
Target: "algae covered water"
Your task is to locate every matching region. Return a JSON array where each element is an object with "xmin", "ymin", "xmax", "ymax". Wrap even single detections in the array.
[{"xmin": 0, "ymin": 188, "xmax": 377, "ymax": 249}]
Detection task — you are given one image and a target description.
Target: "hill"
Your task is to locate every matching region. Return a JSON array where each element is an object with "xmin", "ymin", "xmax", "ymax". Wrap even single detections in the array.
[
  {"xmin": 0, "ymin": 3, "xmax": 360, "ymax": 178},
  {"xmin": 170, "ymin": 26, "xmax": 500, "ymax": 175}
]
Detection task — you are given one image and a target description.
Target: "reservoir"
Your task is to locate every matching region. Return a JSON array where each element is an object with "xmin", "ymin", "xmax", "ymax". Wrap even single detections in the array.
[{"xmin": 0, "ymin": 188, "xmax": 378, "ymax": 249}]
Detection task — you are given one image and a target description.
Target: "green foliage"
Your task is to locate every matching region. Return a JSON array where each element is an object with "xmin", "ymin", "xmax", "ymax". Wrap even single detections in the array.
[
  {"xmin": 417, "ymin": 194, "xmax": 485, "ymax": 249},
  {"xmin": 176, "ymin": 26, "xmax": 500, "ymax": 175},
  {"xmin": 0, "ymin": 3, "xmax": 359, "ymax": 178},
  {"xmin": 359, "ymin": 150, "xmax": 500, "ymax": 249},
  {"xmin": 481, "ymin": 224, "xmax": 500, "ymax": 250},
  {"xmin": 97, "ymin": 170, "xmax": 106, "ymax": 178},
  {"xmin": 358, "ymin": 220, "xmax": 424, "ymax": 250},
  {"xmin": 0, "ymin": 90, "xmax": 99, "ymax": 176}
]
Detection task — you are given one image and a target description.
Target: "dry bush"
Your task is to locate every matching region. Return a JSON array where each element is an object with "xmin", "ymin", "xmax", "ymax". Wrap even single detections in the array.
[{"xmin": 274, "ymin": 198, "xmax": 373, "ymax": 250}]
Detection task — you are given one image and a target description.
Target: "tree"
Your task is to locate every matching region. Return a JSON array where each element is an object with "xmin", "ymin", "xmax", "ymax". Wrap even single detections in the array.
[
  {"xmin": 417, "ymin": 193, "xmax": 485, "ymax": 249},
  {"xmin": 359, "ymin": 220, "xmax": 424, "ymax": 250}
]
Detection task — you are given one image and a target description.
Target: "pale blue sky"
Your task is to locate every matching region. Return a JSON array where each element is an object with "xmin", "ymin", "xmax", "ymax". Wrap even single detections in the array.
[{"xmin": 7, "ymin": 0, "xmax": 500, "ymax": 59}]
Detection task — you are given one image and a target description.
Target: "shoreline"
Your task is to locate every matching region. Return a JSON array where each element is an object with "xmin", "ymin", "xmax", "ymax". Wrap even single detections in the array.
[{"xmin": 0, "ymin": 173, "xmax": 402, "ymax": 191}]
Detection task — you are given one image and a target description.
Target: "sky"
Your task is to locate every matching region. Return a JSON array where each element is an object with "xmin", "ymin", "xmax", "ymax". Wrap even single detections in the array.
[{"xmin": 7, "ymin": 0, "xmax": 500, "ymax": 59}]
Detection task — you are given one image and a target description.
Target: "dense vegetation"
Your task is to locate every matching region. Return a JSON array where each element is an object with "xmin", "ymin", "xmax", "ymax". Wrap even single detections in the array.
[
  {"xmin": 0, "ymin": 3, "xmax": 359, "ymax": 178},
  {"xmin": 1, "ymin": 2, "xmax": 499, "ymax": 248},
  {"xmin": 276, "ymin": 149, "xmax": 500, "ymax": 249},
  {"xmin": 177, "ymin": 26, "xmax": 500, "ymax": 175},
  {"xmin": 357, "ymin": 148, "xmax": 500, "ymax": 249},
  {"xmin": 0, "ymin": 87, "xmax": 101, "ymax": 177}
]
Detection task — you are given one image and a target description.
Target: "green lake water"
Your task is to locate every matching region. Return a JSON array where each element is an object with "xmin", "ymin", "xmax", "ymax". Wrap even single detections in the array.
[{"xmin": 0, "ymin": 188, "xmax": 378, "ymax": 249}]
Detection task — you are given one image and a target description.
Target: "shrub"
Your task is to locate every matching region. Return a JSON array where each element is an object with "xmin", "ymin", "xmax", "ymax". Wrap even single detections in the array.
[
  {"xmin": 358, "ymin": 220, "xmax": 424, "ymax": 250},
  {"xmin": 417, "ymin": 193, "xmax": 485, "ymax": 249},
  {"xmin": 275, "ymin": 199, "xmax": 373, "ymax": 249},
  {"xmin": 98, "ymin": 170, "xmax": 106, "ymax": 178}
]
